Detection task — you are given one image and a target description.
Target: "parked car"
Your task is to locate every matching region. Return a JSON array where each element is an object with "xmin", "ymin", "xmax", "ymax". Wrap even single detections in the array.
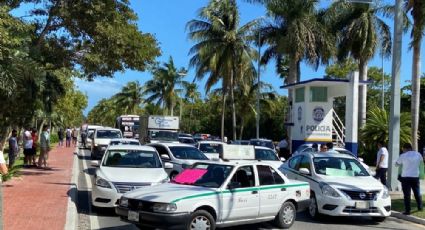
[
  {"xmin": 116, "ymin": 161, "xmax": 310, "ymax": 230},
  {"xmin": 91, "ymin": 145, "xmax": 172, "ymax": 208},
  {"xmin": 85, "ymin": 125, "xmax": 103, "ymax": 149},
  {"xmin": 279, "ymin": 152, "xmax": 390, "ymax": 221},
  {"xmin": 178, "ymin": 133, "xmax": 193, "ymax": 138},
  {"xmin": 90, "ymin": 127, "xmax": 122, "ymax": 159},
  {"xmin": 197, "ymin": 140, "xmax": 226, "ymax": 160},
  {"xmin": 109, "ymin": 138, "xmax": 141, "ymax": 146},
  {"xmin": 231, "ymin": 140, "xmax": 250, "ymax": 145},
  {"xmin": 178, "ymin": 137, "xmax": 197, "ymax": 146},
  {"xmin": 249, "ymin": 138, "xmax": 275, "ymax": 150},
  {"xmin": 254, "ymin": 146, "xmax": 284, "ymax": 168},
  {"xmin": 147, "ymin": 143, "xmax": 209, "ymax": 179}
]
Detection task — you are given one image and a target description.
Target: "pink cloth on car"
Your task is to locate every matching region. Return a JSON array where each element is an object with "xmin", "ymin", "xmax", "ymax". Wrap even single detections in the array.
[{"xmin": 173, "ymin": 169, "xmax": 207, "ymax": 184}]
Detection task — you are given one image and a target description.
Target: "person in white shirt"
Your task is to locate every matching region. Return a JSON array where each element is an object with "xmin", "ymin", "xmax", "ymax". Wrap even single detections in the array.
[
  {"xmin": 375, "ymin": 141, "xmax": 388, "ymax": 186},
  {"xmin": 396, "ymin": 143, "xmax": 423, "ymax": 215}
]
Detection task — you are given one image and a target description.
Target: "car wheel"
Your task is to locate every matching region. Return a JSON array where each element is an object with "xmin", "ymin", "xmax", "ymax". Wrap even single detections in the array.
[
  {"xmin": 372, "ymin": 216, "xmax": 386, "ymax": 222},
  {"xmin": 274, "ymin": 201, "xmax": 296, "ymax": 229},
  {"xmin": 186, "ymin": 210, "xmax": 215, "ymax": 230},
  {"xmin": 309, "ymin": 194, "xmax": 321, "ymax": 219}
]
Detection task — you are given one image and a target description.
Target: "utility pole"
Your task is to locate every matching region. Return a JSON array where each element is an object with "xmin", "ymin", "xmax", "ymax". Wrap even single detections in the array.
[
  {"xmin": 256, "ymin": 31, "xmax": 261, "ymax": 139},
  {"xmin": 388, "ymin": 0, "xmax": 403, "ymax": 191}
]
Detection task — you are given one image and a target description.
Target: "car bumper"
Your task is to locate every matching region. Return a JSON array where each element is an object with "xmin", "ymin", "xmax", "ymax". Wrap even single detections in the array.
[
  {"xmin": 91, "ymin": 184, "xmax": 121, "ymax": 208},
  {"xmin": 116, "ymin": 206, "xmax": 190, "ymax": 229},
  {"xmin": 317, "ymin": 195, "xmax": 391, "ymax": 217}
]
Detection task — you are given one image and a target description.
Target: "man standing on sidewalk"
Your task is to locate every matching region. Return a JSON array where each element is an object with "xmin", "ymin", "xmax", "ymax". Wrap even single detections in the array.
[
  {"xmin": 396, "ymin": 143, "xmax": 423, "ymax": 215},
  {"xmin": 375, "ymin": 141, "xmax": 388, "ymax": 186},
  {"xmin": 38, "ymin": 125, "xmax": 51, "ymax": 169},
  {"xmin": 8, "ymin": 130, "xmax": 19, "ymax": 168}
]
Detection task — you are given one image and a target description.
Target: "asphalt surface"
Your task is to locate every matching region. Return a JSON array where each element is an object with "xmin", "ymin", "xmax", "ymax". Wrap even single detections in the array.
[{"xmin": 75, "ymin": 148, "xmax": 425, "ymax": 230}]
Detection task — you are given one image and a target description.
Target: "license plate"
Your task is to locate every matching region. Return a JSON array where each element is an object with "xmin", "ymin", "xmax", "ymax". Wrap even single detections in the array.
[
  {"xmin": 128, "ymin": 210, "xmax": 139, "ymax": 222},
  {"xmin": 355, "ymin": 201, "xmax": 369, "ymax": 209}
]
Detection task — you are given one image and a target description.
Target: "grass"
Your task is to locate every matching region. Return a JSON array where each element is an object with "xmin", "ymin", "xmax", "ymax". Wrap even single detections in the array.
[{"xmin": 392, "ymin": 195, "xmax": 425, "ymax": 219}]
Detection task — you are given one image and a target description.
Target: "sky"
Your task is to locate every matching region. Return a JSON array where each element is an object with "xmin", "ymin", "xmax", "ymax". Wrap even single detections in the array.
[{"xmin": 13, "ymin": 0, "xmax": 425, "ymax": 115}]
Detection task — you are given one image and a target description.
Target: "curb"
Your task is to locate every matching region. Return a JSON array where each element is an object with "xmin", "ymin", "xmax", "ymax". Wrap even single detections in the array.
[
  {"xmin": 391, "ymin": 211, "xmax": 425, "ymax": 226},
  {"xmin": 64, "ymin": 148, "xmax": 79, "ymax": 230}
]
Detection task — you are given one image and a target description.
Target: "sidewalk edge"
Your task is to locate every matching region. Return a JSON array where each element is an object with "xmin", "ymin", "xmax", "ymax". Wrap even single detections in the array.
[
  {"xmin": 391, "ymin": 211, "xmax": 425, "ymax": 226},
  {"xmin": 65, "ymin": 148, "xmax": 79, "ymax": 230}
]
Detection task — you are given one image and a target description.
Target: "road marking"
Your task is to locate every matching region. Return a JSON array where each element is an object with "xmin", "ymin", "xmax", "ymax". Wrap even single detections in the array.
[{"xmin": 64, "ymin": 148, "xmax": 79, "ymax": 230}]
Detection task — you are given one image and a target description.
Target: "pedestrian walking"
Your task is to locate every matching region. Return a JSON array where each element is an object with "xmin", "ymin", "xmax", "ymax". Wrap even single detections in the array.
[
  {"xmin": 31, "ymin": 128, "xmax": 38, "ymax": 166},
  {"xmin": 65, "ymin": 127, "xmax": 71, "ymax": 147},
  {"xmin": 8, "ymin": 130, "xmax": 19, "ymax": 168},
  {"xmin": 80, "ymin": 129, "xmax": 87, "ymax": 149},
  {"xmin": 375, "ymin": 141, "xmax": 388, "ymax": 186},
  {"xmin": 71, "ymin": 127, "xmax": 78, "ymax": 147},
  {"xmin": 278, "ymin": 136, "xmax": 289, "ymax": 159},
  {"xmin": 22, "ymin": 127, "xmax": 33, "ymax": 167},
  {"xmin": 57, "ymin": 128, "xmax": 64, "ymax": 147},
  {"xmin": 38, "ymin": 125, "xmax": 50, "ymax": 169},
  {"xmin": 396, "ymin": 143, "xmax": 423, "ymax": 215}
]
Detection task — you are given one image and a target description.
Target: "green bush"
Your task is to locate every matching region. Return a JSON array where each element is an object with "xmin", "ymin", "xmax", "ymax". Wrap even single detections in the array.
[{"xmin": 50, "ymin": 133, "xmax": 59, "ymax": 144}]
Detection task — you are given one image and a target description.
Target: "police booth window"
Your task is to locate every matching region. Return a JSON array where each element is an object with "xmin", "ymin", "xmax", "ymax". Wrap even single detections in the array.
[{"xmin": 310, "ymin": 86, "xmax": 327, "ymax": 102}]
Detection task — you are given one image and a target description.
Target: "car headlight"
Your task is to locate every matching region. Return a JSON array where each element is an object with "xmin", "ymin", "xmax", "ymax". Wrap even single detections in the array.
[
  {"xmin": 95, "ymin": 177, "xmax": 111, "ymax": 188},
  {"xmin": 320, "ymin": 183, "xmax": 341, "ymax": 198},
  {"xmin": 152, "ymin": 203, "xmax": 177, "ymax": 213},
  {"xmin": 382, "ymin": 187, "xmax": 390, "ymax": 199},
  {"xmin": 120, "ymin": 197, "xmax": 129, "ymax": 207}
]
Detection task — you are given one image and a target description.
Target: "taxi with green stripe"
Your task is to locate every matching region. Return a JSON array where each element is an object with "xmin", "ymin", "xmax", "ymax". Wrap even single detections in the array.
[{"xmin": 116, "ymin": 145, "xmax": 310, "ymax": 230}]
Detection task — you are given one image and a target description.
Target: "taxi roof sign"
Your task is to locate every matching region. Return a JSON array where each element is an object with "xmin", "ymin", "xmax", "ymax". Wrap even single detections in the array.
[{"xmin": 222, "ymin": 145, "xmax": 255, "ymax": 160}]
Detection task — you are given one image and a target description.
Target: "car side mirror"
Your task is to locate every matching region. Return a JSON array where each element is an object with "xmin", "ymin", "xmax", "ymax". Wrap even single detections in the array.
[
  {"xmin": 164, "ymin": 162, "xmax": 173, "ymax": 169},
  {"xmin": 280, "ymin": 157, "xmax": 286, "ymax": 162},
  {"xmin": 161, "ymin": 154, "xmax": 170, "ymax": 160},
  {"xmin": 227, "ymin": 181, "xmax": 241, "ymax": 190},
  {"xmin": 91, "ymin": 160, "xmax": 100, "ymax": 167},
  {"xmin": 299, "ymin": 168, "xmax": 310, "ymax": 175}
]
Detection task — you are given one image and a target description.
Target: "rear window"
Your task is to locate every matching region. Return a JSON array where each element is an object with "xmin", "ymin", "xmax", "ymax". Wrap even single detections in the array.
[
  {"xmin": 169, "ymin": 146, "xmax": 208, "ymax": 160},
  {"xmin": 96, "ymin": 130, "xmax": 122, "ymax": 139},
  {"xmin": 199, "ymin": 143, "xmax": 223, "ymax": 154}
]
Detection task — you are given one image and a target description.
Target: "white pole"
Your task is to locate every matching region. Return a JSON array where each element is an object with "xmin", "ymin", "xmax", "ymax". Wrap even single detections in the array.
[{"xmin": 256, "ymin": 32, "xmax": 261, "ymax": 139}]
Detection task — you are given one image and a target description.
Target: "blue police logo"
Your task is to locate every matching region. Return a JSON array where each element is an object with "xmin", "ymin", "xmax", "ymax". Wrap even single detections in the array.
[
  {"xmin": 312, "ymin": 107, "xmax": 325, "ymax": 122},
  {"xmin": 297, "ymin": 107, "xmax": 302, "ymax": 121}
]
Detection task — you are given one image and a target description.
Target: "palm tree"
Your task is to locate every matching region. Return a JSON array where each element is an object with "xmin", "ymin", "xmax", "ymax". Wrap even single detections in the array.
[
  {"xmin": 144, "ymin": 57, "xmax": 185, "ymax": 116},
  {"xmin": 406, "ymin": 0, "xmax": 425, "ymax": 150},
  {"xmin": 187, "ymin": 0, "xmax": 258, "ymax": 141},
  {"xmin": 328, "ymin": 1, "xmax": 392, "ymax": 128},
  {"xmin": 114, "ymin": 81, "xmax": 144, "ymax": 114},
  {"xmin": 182, "ymin": 82, "xmax": 201, "ymax": 132}
]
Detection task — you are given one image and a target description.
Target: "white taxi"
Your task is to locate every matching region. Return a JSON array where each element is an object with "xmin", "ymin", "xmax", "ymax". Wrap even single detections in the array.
[
  {"xmin": 116, "ymin": 160, "xmax": 310, "ymax": 229},
  {"xmin": 91, "ymin": 145, "xmax": 172, "ymax": 208},
  {"xmin": 280, "ymin": 152, "xmax": 391, "ymax": 222}
]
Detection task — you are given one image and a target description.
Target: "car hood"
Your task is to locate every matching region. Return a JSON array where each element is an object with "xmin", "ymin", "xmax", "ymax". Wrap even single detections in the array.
[
  {"xmin": 123, "ymin": 183, "xmax": 218, "ymax": 203},
  {"xmin": 95, "ymin": 139, "xmax": 113, "ymax": 145},
  {"xmin": 319, "ymin": 175, "xmax": 383, "ymax": 191},
  {"xmin": 98, "ymin": 167, "xmax": 168, "ymax": 183}
]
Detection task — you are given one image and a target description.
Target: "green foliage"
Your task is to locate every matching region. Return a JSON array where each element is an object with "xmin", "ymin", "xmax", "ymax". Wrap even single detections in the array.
[{"xmin": 360, "ymin": 108, "xmax": 411, "ymax": 164}]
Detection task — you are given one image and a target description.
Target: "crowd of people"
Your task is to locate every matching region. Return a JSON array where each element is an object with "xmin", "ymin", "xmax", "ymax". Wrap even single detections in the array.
[{"xmin": 15, "ymin": 125, "xmax": 52, "ymax": 169}]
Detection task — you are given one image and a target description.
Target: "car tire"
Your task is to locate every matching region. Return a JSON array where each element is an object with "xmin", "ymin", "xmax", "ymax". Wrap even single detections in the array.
[
  {"xmin": 372, "ymin": 216, "xmax": 386, "ymax": 222},
  {"xmin": 274, "ymin": 201, "xmax": 296, "ymax": 229},
  {"xmin": 309, "ymin": 194, "xmax": 321, "ymax": 220},
  {"xmin": 186, "ymin": 210, "xmax": 216, "ymax": 230}
]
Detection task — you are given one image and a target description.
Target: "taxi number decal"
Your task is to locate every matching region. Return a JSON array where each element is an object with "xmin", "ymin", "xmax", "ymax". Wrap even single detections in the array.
[
  {"xmin": 238, "ymin": 198, "xmax": 248, "ymax": 203},
  {"xmin": 268, "ymin": 194, "xmax": 277, "ymax": 200}
]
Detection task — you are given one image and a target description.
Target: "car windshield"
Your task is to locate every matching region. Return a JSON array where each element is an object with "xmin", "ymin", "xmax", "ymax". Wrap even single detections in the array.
[
  {"xmin": 255, "ymin": 149, "xmax": 279, "ymax": 161},
  {"xmin": 250, "ymin": 140, "xmax": 274, "ymax": 149},
  {"xmin": 313, "ymin": 157, "xmax": 369, "ymax": 177},
  {"xmin": 96, "ymin": 130, "xmax": 122, "ymax": 139},
  {"xmin": 149, "ymin": 130, "xmax": 179, "ymax": 141},
  {"xmin": 199, "ymin": 143, "xmax": 222, "ymax": 154},
  {"xmin": 172, "ymin": 163, "xmax": 233, "ymax": 188},
  {"xmin": 109, "ymin": 140, "xmax": 139, "ymax": 146},
  {"xmin": 169, "ymin": 146, "xmax": 208, "ymax": 160},
  {"xmin": 103, "ymin": 150, "xmax": 161, "ymax": 168}
]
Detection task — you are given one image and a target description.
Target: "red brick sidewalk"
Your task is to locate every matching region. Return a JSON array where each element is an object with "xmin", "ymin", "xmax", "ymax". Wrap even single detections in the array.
[{"xmin": 3, "ymin": 146, "xmax": 75, "ymax": 230}]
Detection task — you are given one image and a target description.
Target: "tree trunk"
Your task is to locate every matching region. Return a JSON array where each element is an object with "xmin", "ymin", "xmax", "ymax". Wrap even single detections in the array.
[
  {"xmin": 221, "ymin": 91, "xmax": 227, "ymax": 141},
  {"xmin": 189, "ymin": 103, "xmax": 193, "ymax": 133},
  {"xmin": 358, "ymin": 60, "xmax": 368, "ymax": 129},
  {"xmin": 239, "ymin": 117, "xmax": 245, "ymax": 140},
  {"xmin": 286, "ymin": 57, "xmax": 298, "ymax": 152},
  {"xmin": 411, "ymin": 38, "xmax": 421, "ymax": 151},
  {"xmin": 230, "ymin": 71, "xmax": 237, "ymax": 142},
  {"xmin": 38, "ymin": 119, "xmax": 46, "ymax": 136},
  {"xmin": 170, "ymin": 102, "xmax": 174, "ymax": 116},
  {"xmin": 0, "ymin": 126, "xmax": 10, "ymax": 152}
]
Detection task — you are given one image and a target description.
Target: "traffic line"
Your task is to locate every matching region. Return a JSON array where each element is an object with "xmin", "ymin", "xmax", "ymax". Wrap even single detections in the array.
[
  {"xmin": 65, "ymin": 148, "xmax": 79, "ymax": 230},
  {"xmin": 81, "ymin": 149, "xmax": 101, "ymax": 229}
]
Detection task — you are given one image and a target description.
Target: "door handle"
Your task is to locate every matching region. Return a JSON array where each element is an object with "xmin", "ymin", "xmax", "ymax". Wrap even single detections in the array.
[
  {"xmin": 252, "ymin": 191, "xmax": 258, "ymax": 194},
  {"xmin": 281, "ymin": 188, "xmax": 286, "ymax": 191}
]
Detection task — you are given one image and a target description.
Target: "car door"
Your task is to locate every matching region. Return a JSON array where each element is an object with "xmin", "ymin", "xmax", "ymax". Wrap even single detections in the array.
[
  {"xmin": 257, "ymin": 165, "xmax": 286, "ymax": 217},
  {"xmin": 284, "ymin": 155, "xmax": 303, "ymax": 179},
  {"xmin": 221, "ymin": 166, "xmax": 259, "ymax": 222},
  {"xmin": 151, "ymin": 145, "xmax": 174, "ymax": 174}
]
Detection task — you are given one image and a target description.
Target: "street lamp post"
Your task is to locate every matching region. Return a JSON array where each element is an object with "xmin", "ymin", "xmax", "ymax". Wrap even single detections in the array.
[
  {"xmin": 177, "ymin": 71, "xmax": 187, "ymax": 124},
  {"xmin": 256, "ymin": 31, "xmax": 261, "ymax": 139}
]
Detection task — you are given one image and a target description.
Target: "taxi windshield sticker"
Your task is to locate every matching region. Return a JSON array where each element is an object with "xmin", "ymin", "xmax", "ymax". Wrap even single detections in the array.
[{"xmin": 172, "ymin": 169, "xmax": 207, "ymax": 184}]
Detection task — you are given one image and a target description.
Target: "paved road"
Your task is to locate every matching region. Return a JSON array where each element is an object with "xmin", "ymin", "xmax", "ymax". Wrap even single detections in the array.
[{"xmin": 75, "ymin": 148, "xmax": 425, "ymax": 230}]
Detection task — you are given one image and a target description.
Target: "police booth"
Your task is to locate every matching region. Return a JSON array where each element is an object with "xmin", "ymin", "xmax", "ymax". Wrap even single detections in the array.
[{"xmin": 281, "ymin": 72, "xmax": 367, "ymax": 156}]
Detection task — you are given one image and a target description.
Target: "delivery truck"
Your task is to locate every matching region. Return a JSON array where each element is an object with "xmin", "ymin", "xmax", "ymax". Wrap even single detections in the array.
[{"xmin": 139, "ymin": 115, "xmax": 180, "ymax": 144}]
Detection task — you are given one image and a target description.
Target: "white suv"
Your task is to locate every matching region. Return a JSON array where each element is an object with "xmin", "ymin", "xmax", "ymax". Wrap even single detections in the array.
[
  {"xmin": 90, "ymin": 127, "xmax": 122, "ymax": 159},
  {"xmin": 279, "ymin": 152, "xmax": 390, "ymax": 222}
]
